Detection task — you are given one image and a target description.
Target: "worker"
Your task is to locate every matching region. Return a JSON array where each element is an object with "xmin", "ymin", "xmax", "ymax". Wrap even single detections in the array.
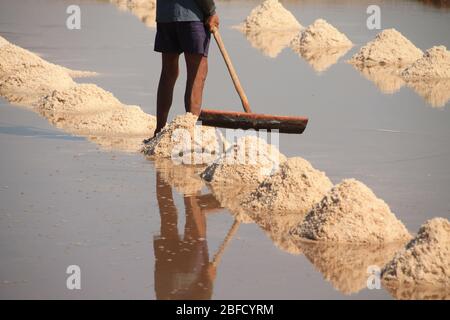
[{"xmin": 153, "ymin": 0, "xmax": 219, "ymax": 136}]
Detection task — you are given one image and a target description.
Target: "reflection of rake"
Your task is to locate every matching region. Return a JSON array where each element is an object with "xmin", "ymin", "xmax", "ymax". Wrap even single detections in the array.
[{"xmin": 211, "ymin": 220, "xmax": 240, "ymax": 268}]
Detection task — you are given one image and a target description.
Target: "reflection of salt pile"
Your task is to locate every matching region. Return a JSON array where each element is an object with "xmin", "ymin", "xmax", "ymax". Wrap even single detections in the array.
[
  {"xmin": 143, "ymin": 113, "xmax": 227, "ymax": 165},
  {"xmin": 236, "ymin": 0, "xmax": 302, "ymax": 58},
  {"xmin": 242, "ymin": 157, "xmax": 332, "ymax": 214},
  {"xmin": 384, "ymin": 283, "xmax": 450, "ymax": 300},
  {"xmin": 382, "ymin": 218, "xmax": 450, "ymax": 288},
  {"xmin": 201, "ymin": 135, "xmax": 286, "ymax": 186},
  {"xmin": 292, "ymin": 179, "xmax": 411, "ymax": 244},
  {"xmin": 290, "ymin": 20, "xmax": 352, "ymax": 72},
  {"xmin": 35, "ymin": 84, "xmax": 155, "ymax": 138},
  {"xmin": 153, "ymin": 158, "xmax": 205, "ymax": 196},
  {"xmin": 349, "ymin": 29, "xmax": 423, "ymax": 66},
  {"xmin": 406, "ymin": 79, "xmax": 450, "ymax": 108},
  {"xmin": 402, "ymin": 46, "xmax": 450, "ymax": 80},
  {"xmin": 295, "ymin": 46, "xmax": 351, "ymax": 73},
  {"xmin": 110, "ymin": 0, "xmax": 156, "ymax": 28},
  {"xmin": 207, "ymin": 184, "xmax": 254, "ymax": 224},
  {"xmin": 353, "ymin": 65, "xmax": 405, "ymax": 94},
  {"xmin": 252, "ymin": 212, "xmax": 305, "ymax": 255},
  {"xmin": 239, "ymin": 0, "xmax": 301, "ymax": 32},
  {"xmin": 298, "ymin": 241, "xmax": 405, "ymax": 295},
  {"xmin": 243, "ymin": 30, "xmax": 299, "ymax": 58}
]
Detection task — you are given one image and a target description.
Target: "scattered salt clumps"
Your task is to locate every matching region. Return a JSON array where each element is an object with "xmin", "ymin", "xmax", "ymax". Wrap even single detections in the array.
[
  {"xmin": 382, "ymin": 217, "xmax": 450, "ymax": 288},
  {"xmin": 201, "ymin": 135, "xmax": 286, "ymax": 186},
  {"xmin": 242, "ymin": 157, "xmax": 332, "ymax": 214},
  {"xmin": 349, "ymin": 29, "xmax": 423, "ymax": 66},
  {"xmin": 292, "ymin": 179, "xmax": 411, "ymax": 244}
]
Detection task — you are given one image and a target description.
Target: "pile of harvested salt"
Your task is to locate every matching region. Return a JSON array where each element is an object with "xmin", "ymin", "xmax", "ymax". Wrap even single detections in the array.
[
  {"xmin": 35, "ymin": 84, "xmax": 155, "ymax": 138},
  {"xmin": 382, "ymin": 217, "xmax": 450, "ymax": 287},
  {"xmin": 402, "ymin": 46, "xmax": 450, "ymax": 79},
  {"xmin": 143, "ymin": 113, "xmax": 227, "ymax": 165},
  {"xmin": 292, "ymin": 179, "xmax": 411, "ymax": 244},
  {"xmin": 0, "ymin": 37, "xmax": 95, "ymax": 105},
  {"xmin": 298, "ymin": 241, "xmax": 405, "ymax": 295},
  {"xmin": 110, "ymin": 0, "xmax": 156, "ymax": 28},
  {"xmin": 291, "ymin": 19, "xmax": 352, "ymax": 49},
  {"xmin": 201, "ymin": 135, "xmax": 286, "ymax": 186},
  {"xmin": 0, "ymin": 41, "xmax": 75, "ymax": 105},
  {"xmin": 238, "ymin": 0, "xmax": 302, "ymax": 32},
  {"xmin": 349, "ymin": 29, "xmax": 423, "ymax": 67},
  {"xmin": 242, "ymin": 157, "xmax": 333, "ymax": 215}
]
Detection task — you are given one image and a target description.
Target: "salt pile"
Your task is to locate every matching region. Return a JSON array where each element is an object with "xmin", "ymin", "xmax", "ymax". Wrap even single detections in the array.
[
  {"xmin": 292, "ymin": 179, "xmax": 411, "ymax": 244},
  {"xmin": 238, "ymin": 0, "xmax": 302, "ymax": 32},
  {"xmin": 382, "ymin": 217, "xmax": 450, "ymax": 288},
  {"xmin": 201, "ymin": 135, "xmax": 286, "ymax": 186},
  {"xmin": 291, "ymin": 19, "xmax": 352, "ymax": 49},
  {"xmin": 0, "ymin": 41, "xmax": 76, "ymax": 105},
  {"xmin": 349, "ymin": 29, "xmax": 423, "ymax": 67},
  {"xmin": 143, "ymin": 113, "xmax": 227, "ymax": 165},
  {"xmin": 110, "ymin": 0, "xmax": 156, "ymax": 28},
  {"xmin": 242, "ymin": 157, "xmax": 333, "ymax": 214},
  {"xmin": 402, "ymin": 46, "xmax": 450, "ymax": 79},
  {"xmin": 298, "ymin": 241, "xmax": 406, "ymax": 295},
  {"xmin": 35, "ymin": 84, "xmax": 155, "ymax": 137}
]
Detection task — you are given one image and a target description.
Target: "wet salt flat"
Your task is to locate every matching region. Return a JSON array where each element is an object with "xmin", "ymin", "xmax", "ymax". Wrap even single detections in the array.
[{"xmin": 0, "ymin": 0, "xmax": 449, "ymax": 299}]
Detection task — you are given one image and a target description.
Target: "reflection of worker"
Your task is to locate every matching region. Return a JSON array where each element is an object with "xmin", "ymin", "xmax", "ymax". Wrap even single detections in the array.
[
  {"xmin": 153, "ymin": 172, "xmax": 220, "ymax": 299},
  {"xmin": 153, "ymin": 0, "xmax": 219, "ymax": 135}
]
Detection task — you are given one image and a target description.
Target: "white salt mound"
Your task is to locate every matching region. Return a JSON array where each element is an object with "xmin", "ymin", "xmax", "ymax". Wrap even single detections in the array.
[
  {"xmin": 201, "ymin": 135, "xmax": 286, "ymax": 186},
  {"xmin": 382, "ymin": 217, "xmax": 450, "ymax": 287},
  {"xmin": 349, "ymin": 29, "xmax": 423, "ymax": 66},
  {"xmin": 402, "ymin": 46, "xmax": 450, "ymax": 79},
  {"xmin": 143, "ymin": 113, "xmax": 226, "ymax": 165},
  {"xmin": 239, "ymin": 0, "xmax": 302, "ymax": 31},
  {"xmin": 35, "ymin": 84, "xmax": 155, "ymax": 137},
  {"xmin": 242, "ymin": 157, "xmax": 333, "ymax": 214},
  {"xmin": 293, "ymin": 179, "xmax": 411, "ymax": 244},
  {"xmin": 291, "ymin": 19, "xmax": 352, "ymax": 49}
]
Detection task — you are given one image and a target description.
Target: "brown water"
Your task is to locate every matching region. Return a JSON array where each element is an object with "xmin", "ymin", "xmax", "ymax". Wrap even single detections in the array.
[{"xmin": 0, "ymin": 0, "xmax": 449, "ymax": 299}]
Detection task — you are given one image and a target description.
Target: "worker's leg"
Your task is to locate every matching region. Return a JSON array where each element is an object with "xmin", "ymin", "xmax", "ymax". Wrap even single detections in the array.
[
  {"xmin": 184, "ymin": 53, "xmax": 208, "ymax": 116},
  {"xmin": 155, "ymin": 52, "xmax": 180, "ymax": 136}
]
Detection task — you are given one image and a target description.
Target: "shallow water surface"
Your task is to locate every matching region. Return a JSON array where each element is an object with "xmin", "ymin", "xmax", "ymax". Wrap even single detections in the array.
[{"xmin": 0, "ymin": 0, "xmax": 449, "ymax": 299}]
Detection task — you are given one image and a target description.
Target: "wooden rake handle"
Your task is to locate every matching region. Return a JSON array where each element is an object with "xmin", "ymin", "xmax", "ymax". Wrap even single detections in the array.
[{"xmin": 211, "ymin": 27, "xmax": 252, "ymax": 113}]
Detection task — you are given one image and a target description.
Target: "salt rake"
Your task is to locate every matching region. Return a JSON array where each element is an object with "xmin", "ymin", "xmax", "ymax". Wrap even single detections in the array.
[{"xmin": 199, "ymin": 28, "xmax": 308, "ymax": 134}]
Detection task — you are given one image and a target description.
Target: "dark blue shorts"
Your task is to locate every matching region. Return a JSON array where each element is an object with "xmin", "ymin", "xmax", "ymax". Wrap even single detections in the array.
[{"xmin": 154, "ymin": 22, "xmax": 211, "ymax": 57}]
